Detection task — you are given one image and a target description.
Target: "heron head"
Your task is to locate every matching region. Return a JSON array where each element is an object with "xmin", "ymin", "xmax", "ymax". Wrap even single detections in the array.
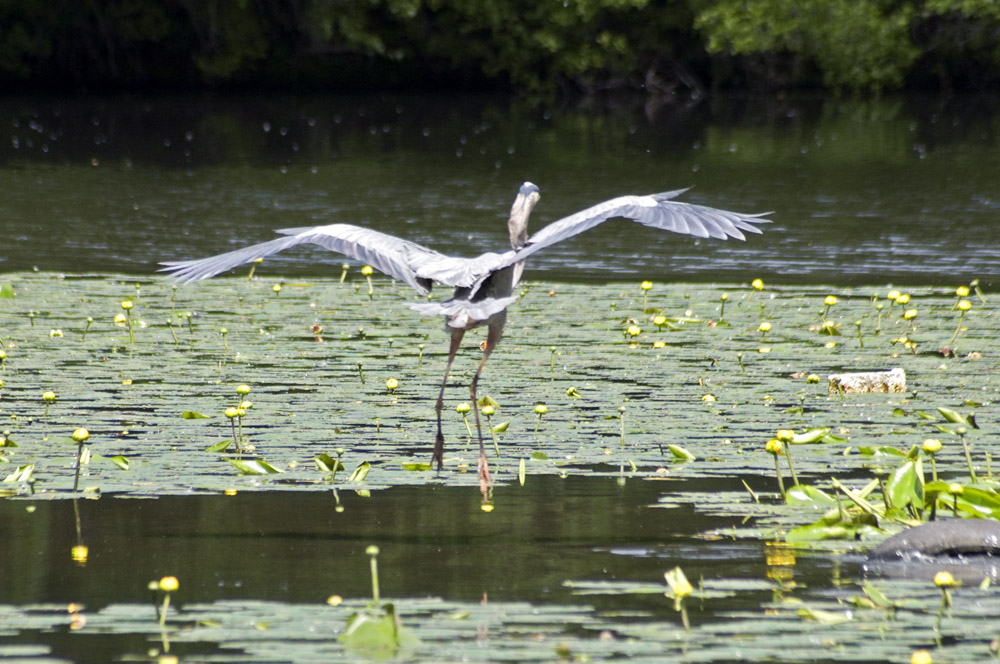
[{"xmin": 509, "ymin": 182, "xmax": 540, "ymax": 249}]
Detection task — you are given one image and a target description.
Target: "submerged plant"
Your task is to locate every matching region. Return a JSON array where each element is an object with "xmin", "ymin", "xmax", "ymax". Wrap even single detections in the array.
[
  {"xmin": 42, "ymin": 390, "xmax": 56, "ymax": 416},
  {"xmin": 664, "ymin": 566, "xmax": 693, "ymax": 630},
  {"xmin": 639, "ymin": 280, "xmax": 652, "ymax": 312},
  {"xmin": 923, "ymin": 438, "xmax": 941, "ymax": 482},
  {"xmin": 121, "ymin": 300, "xmax": 135, "ymax": 344},
  {"xmin": 481, "ymin": 403, "xmax": 501, "ymax": 456},
  {"xmin": 71, "ymin": 427, "xmax": 90, "ymax": 492},
  {"xmin": 766, "ymin": 438, "xmax": 785, "ymax": 496},
  {"xmin": 821, "ymin": 295, "xmax": 837, "ymax": 324},
  {"xmin": 933, "ymin": 570, "xmax": 957, "ymax": 631},
  {"xmin": 154, "ymin": 576, "xmax": 179, "ymax": 626},
  {"xmin": 340, "ymin": 545, "xmax": 420, "ymax": 651},
  {"xmin": 247, "ymin": 257, "xmax": 263, "ymax": 280},
  {"xmin": 362, "ymin": 265, "xmax": 374, "ymax": 300},
  {"xmin": 775, "ymin": 429, "xmax": 799, "ymax": 487},
  {"xmin": 534, "ymin": 403, "xmax": 547, "ymax": 434},
  {"xmin": 949, "ymin": 299, "xmax": 971, "ymax": 347},
  {"xmin": 456, "ymin": 402, "xmax": 473, "ymax": 442}
]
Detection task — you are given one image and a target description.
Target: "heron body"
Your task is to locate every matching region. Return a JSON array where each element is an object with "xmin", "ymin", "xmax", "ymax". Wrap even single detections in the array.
[{"xmin": 161, "ymin": 182, "xmax": 769, "ymax": 498}]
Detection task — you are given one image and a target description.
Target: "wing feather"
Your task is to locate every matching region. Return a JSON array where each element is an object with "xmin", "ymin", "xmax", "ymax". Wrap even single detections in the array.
[
  {"xmin": 160, "ymin": 223, "xmax": 449, "ymax": 294},
  {"xmin": 464, "ymin": 191, "xmax": 769, "ymax": 281}
]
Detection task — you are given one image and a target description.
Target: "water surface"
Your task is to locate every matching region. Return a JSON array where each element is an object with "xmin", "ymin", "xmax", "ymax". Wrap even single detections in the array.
[{"xmin": 2, "ymin": 94, "xmax": 998, "ymax": 286}]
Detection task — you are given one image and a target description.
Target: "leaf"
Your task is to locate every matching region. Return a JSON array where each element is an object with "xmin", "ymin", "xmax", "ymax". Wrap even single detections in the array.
[
  {"xmin": 666, "ymin": 444, "xmax": 696, "ymax": 461},
  {"xmin": 855, "ymin": 446, "xmax": 905, "ymax": 457},
  {"xmin": 937, "ymin": 407, "xmax": 971, "ymax": 427},
  {"xmin": 315, "ymin": 454, "xmax": 345, "ymax": 473},
  {"xmin": 183, "ymin": 411, "xmax": 212, "ymax": 419},
  {"xmin": 476, "ymin": 395, "xmax": 499, "ymax": 410},
  {"xmin": 530, "ymin": 452, "xmax": 550, "ymax": 460},
  {"xmin": 791, "ymin": 428, "xmax": 830, "ymax": 444},
  {"xmin": 860, "ymin": 583, "xmax": 900, "ymax": 610},
  {"xmin": 785, "ymin": 484, "xmax": 837, "ymax": 508},
  {"xmin": 492, "ymin": 421, "xmax": 509, "ymax": 433},
  {"xmin": 227, "ymin": 458, "xmax": 282, "ymax": 475},
  {"xmin": 340, "ymin": 603, "xmax": 420, "ymax": 651},
  {"xmin": 205, "ymin": 440, "xmax": 232, "ymax": 453},
  {"xmin": 109, "ymin": 455, "xmax": 130, "ymax": 470},
  {"xmin": 3, "ymin": 464, "xmax": 33, "ymax": 483},
  {"xmin": 0, "ymin": 283, "xmax": 13, "ymax": 298},
  {"xmin": 401, "ymin": 462, "xmax": 431, "ymax": 471},
  {"xmin": 797, "ymin": 608, "xmax": 852, "ymax": 624},
  {"xmin": 348, "ymin": 461, "xmax": 371, "ymax": 482},
  {"xmin": 884, "ymin": 459, "xmax": 920, "ymax": 512}
]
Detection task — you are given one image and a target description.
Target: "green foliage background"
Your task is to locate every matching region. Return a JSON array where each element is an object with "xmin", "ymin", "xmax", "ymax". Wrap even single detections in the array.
[{"xmin": 1, "ymin": 0, "xmax": 999, "ymax": 94}]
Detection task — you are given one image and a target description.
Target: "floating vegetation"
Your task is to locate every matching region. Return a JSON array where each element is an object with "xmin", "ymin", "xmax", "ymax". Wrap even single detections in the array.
[{"xmin": 0, "ymin": 273, "xmax": 994, "ymax": 500}]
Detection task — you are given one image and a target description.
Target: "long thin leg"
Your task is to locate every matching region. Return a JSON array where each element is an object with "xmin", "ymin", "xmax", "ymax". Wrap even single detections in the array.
[
  {"xmin": 433, "ymin": 328, "xmax": 466, "ymax": 470},
  {"xmin": 470, "ymin": 318, "xmax": 505, "ymax": 496}
]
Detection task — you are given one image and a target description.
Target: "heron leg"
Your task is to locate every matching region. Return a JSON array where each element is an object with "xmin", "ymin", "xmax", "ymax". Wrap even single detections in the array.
[
  {"xmin": 433, "ymin": 328, "xmax": 465, "ymax": 471},
  {"xmin": 470, "ymin": 320, "xmax": 504, "ymax": 495}
]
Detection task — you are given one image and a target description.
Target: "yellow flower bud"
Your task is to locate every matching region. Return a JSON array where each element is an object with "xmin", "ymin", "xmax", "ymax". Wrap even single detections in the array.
[
  {"xmin": 922, "ymin": 438, "xmax": 941, "ymax": 454},
  {"xmin": 159, "ymin": 576, "xmax": 179, "ymax": 592},
  {"xmin": 933, "ymin": 570, "xmax": 955, "ymax": 588},
  {"xmin": 751, "ymin": 278, "xmax": 764, "ymax": 291}
]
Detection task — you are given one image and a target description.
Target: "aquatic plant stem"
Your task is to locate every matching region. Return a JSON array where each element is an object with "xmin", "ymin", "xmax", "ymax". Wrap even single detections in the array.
[
  {"xmin": 773, "ymin": 454, "xmax": 785, "ymax": 496},
  {"xmin": 784, "ymin": 445, "xmax": 799, "ymax": 488},
  {"xmin": 949, "ymin": 308, "xmax": 967, "ymax": 346},
  {"xmin": 367, "ymin": 545, "xmax": 381, "ymax": 606},
  {"xmin": 958, "ymin": 429, "xmax": 977, "ymax": 483}
]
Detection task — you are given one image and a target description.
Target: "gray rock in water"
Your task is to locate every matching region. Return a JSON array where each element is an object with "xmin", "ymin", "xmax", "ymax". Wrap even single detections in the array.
[
  {"xmin": 869, "ymin": 520, "xmax": 1000, "ymax": 560},
  {"xmin": 865, "ymin": 520, "xmax": 1000, "ymax": 582}
]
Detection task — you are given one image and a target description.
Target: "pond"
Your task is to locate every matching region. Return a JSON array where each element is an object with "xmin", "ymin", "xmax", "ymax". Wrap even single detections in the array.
[{"xmin": 1, "ymin": 93, "xmax": 999, "ymax": 662}]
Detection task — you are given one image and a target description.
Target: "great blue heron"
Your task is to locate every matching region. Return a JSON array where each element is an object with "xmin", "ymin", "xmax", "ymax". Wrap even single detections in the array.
[{"xmin": 161, "ymin": 182, "xmax": 769, "ymax": 496}]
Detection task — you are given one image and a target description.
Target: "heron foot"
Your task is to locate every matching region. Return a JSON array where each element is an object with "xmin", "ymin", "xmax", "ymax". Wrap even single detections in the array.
[
  {"xmin": 478, "ymin": 453, "xmax": 493, "ymax": 499},
  {"xmin": 432, "ymin": 432, "xmax": 445, "ymax": 471}
]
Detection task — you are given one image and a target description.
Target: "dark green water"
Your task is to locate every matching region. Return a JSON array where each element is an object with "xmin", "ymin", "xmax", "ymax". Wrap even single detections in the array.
[
  {"xmin": 2, "ymin": 94, "xmax": 999, "ymax": 662},
  {"xmin": 2, "ymin": 94, "xmax": 1000, "ymax": 286}
]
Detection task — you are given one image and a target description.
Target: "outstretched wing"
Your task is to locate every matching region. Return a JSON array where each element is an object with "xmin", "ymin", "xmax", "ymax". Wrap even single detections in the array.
[
  {"xmin": 522, "ymin": 189, "xmax": 767, "ymax": 259},
  {"xmin": 160, "ymin": 223, "xmax": 454, "ymax": 295},
  {"xmin": 473, "ymin": 189, "xmax": 769, "ymax": 281}
]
